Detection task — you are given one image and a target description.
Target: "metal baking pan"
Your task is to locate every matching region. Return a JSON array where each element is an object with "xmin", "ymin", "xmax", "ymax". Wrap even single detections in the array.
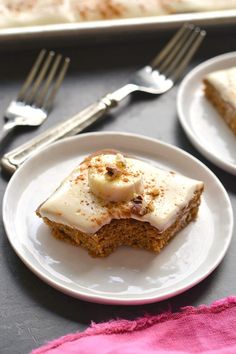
[{"xmin": 1, "ymin": 9, "xmax": 236, "ymax": 44}]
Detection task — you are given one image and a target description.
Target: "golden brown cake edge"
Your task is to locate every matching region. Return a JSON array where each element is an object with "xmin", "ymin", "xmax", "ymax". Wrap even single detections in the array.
[
  {"xmin": 204, "ymin": 78, "xmax": 236, "ymax": 135},
  {"xmin": 37, "ymin": 187, "xmax": 203, "ymax": 257}
]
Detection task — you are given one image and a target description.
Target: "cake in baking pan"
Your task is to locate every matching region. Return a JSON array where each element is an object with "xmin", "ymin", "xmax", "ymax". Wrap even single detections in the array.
[{"xmin": 1, "ymin": 0, "xmax": 236, "ymax": 28}]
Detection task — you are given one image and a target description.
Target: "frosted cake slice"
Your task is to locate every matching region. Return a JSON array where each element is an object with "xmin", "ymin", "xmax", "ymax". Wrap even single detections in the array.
[
  {"xmin": 204, "ymin": 67, "xmax": 236, "ymax": 135},
  {"xmin": 36, "ymin": 151, "xmax": 204, "ymax": 257}
]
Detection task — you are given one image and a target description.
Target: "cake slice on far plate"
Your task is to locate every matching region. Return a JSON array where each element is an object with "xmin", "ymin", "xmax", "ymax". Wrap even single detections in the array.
[
  {"xmin": 204, "ymin": 67, "xmax": 236, "ymax": 135},
  {"xmin": 36, "ymin": 150, "xmax": 204, "ymax": 257}
]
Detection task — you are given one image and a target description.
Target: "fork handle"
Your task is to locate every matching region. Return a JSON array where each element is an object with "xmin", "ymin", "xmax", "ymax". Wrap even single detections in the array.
[
  {"xmin": 1, "ymin": 91, "xmax": 131, "ymax": 174},
  {"xmin": 0, "ymin": 121, "xmax": 17, "ymax": 145},
  {"xmin": 2, "ymin": 84, "xmax": 137, "ymax": 174}
]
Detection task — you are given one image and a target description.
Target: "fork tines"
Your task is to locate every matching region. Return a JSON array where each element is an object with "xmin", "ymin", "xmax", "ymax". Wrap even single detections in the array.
[
  {"xmin": 17, "ymin": 49, "xmax": 70, "ymax": 111},
  {"xmin": 150, "ymin": 24, "xmax": 206, "ymax": 81}
]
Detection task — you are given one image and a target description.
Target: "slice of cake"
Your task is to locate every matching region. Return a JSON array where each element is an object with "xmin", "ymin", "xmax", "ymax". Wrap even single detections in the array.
[
  {"xmin": 203, "ymin": 67, "xmax": 236, "ymax": 135},
  {"xmin": 36, "ymin": 151, "xmax": 204, "ymax": 257}
]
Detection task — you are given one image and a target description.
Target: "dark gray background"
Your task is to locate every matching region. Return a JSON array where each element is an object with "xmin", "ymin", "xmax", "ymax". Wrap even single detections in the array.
[{"xmin": 0, "ymin": 25, "xmax": 235, "ymax": 354}]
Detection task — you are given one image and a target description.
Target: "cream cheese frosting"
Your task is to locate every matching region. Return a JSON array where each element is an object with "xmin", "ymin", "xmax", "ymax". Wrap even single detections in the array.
[
  {"xmin": 163, "ymin": 0, "xmax": 236, "ymax": 13},
  {"xmin": 38, "ymin": 153, "xmax": 203, "ymax": 234},
  {"xmin": 204, "ymin": 67, "xmax": 236, "ymax": 110},
  {"xmin": 1, "ymin": 0, "xmax": 236, "ymax": 29},
  {"xmin": 0, "ymin": 0, "xmax": 166, "ymax": 28},
  {"xmin": 0, "ymin": 0, "xmax": 74, "ymax": 28}
]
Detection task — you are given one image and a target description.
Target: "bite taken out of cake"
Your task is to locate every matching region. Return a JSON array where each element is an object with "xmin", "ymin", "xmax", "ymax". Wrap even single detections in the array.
[
  {"xmin": 36, "ymin": 150, "xmax": 204, "ymax": 257},
  {"xmin": 203, "ymin": 67, "xmax": 236, "ymax": 135}
]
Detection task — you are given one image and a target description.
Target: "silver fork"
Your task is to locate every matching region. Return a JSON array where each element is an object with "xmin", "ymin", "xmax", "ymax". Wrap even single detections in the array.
[
  {"xmin": 0, "ymin": 49, "xmax": 70, "ymax": 143},
  {"xmin": 1, "ymin": 24, "xmax": 205, "ymax": 174}
]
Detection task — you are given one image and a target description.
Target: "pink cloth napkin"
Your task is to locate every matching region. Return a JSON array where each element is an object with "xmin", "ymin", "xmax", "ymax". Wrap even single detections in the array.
[{"xmin": 32, "ymin": 296, "xmax": 236, "ymax": 354}]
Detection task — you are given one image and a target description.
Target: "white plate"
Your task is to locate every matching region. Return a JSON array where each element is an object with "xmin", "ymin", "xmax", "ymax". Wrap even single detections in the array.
[
  {"xmin": 177, "ymin": 52, "xmax": 236, "ymax": 175},
  {"xmin": 2, "ymin": 132, "xmax": 233, "ymax": 305}
]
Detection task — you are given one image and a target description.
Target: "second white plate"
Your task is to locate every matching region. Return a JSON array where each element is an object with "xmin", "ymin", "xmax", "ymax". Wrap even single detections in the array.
[
  {"xmin": 177, "ymin": 52, "xmax": 236, "ymax": 175},
  {"xmin": 2, "ymin": 132, "xmax": 233, "ymax": 304}
]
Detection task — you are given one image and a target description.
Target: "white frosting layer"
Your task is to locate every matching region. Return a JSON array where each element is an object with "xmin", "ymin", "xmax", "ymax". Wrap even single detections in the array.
[
  {"xmin": 38, "ymin": 154, "xmax": 203, "ymax": 234},
  {"xmin": 163, "ymin": 0, "xmax": 236, "ymax": 13},
  {"xmin": 205, "ymin": 67, "xmax": 236, "ymax": 110},
  {"xmin": 0, "ymin": 0, "xmax": 166, "ymax": 28},
  {"xmin": 1, "ymin": 0, "xmax": 236, "ymax": 29}
]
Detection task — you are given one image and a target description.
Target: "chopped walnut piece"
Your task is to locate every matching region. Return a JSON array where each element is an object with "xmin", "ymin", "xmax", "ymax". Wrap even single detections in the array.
[
  {"xmin": 115, "ymin": 153, "xmax": 126, "ymax": 168},
  {"xmin": 105, "ymin": 165, "xmax": 122, "ymax": 179},
  {"xmin": 132, "ymin": 195, "xmax": 143, "ymax": 204},
  {"xmin": 147, "ymin": 201, "xmax": 155, "ymax": 213},
  {"xmin": 133, "ymin": 203, "xmax": 154, "ymax": 216},
  {"xmin": 75, "ymin": 174, "xmax": 85, "ymax": 182},
  {"xmin": 150, "ymin": 187, "xmax": 159, "ymax": 197},
  {"xmin": 131, "ymin": 195, "xmax": 154, "ymax": 216},
  {"xmin": 123, "ymin": 177, "xmax": 129, "ymax": 182},
  {"xmin": 131, "ymin": 203, "xmax": 146, "ymax": 216},
  {"xmin": 131, "ymin": 195, "xmax": 145, "ymax": 215}
]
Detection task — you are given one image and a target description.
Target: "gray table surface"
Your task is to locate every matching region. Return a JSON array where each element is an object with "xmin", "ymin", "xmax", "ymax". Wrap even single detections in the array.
[{"xmin": 0, "ymin": 26, "xmax": 235, "ymax": 354}]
